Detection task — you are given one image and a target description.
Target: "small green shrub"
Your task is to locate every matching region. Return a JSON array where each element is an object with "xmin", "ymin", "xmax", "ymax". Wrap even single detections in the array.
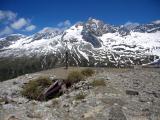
[
  {"xmin": 67, "ymin": 71, "xmax": 84, "ymax": 84},
  {"xmin": 91, "ymin": 79, "xmax": 106, "ymax": 87},
  {"xmin": 75, "ymin": 92, "xmax": 86, "ymax": 100},
  {"xmin": 21, "ymin": 77, "xmax": 52, "ymax": 100},
  {"xmin": 81, "ymin": 68, "xmax": 95, "ymax": 77}
]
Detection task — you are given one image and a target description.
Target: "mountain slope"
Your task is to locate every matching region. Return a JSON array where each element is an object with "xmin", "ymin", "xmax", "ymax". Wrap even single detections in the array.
[{"xmin": 0, "ymin": 18, "xmax": 160, "ymax": 81}]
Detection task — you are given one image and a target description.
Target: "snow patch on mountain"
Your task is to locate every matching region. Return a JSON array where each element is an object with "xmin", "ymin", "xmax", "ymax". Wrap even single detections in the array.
[
  {"xmin": 0, "ymin": 18, "xmax": 160, "ymax": 67},
  {"xmin": 99, "ymin": 31, "xmax": 160, "ymax": 56}
]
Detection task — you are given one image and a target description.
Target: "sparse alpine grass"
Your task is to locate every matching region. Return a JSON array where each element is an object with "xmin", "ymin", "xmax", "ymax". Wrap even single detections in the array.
[
  {"xmin": 21, "ymin": 76, "xmax": 52, "ymax": 100},
  {"xmin": 21, "ymin": 69, "xmax": 96, "ymax": 101},
  {"xmin": 66, "ymin": 70, "xmax": 84, "ymax": 85},
  {"xmin": 75, "ymin": 92, "xmax": 86, "ymax": 100},
  {"xmin": 65, "ymin": 69, "xmax": 95, "ymax": 87},
  {"xmin": 81, "ymin": 68, "xmax": 95, "ymax": 77}
]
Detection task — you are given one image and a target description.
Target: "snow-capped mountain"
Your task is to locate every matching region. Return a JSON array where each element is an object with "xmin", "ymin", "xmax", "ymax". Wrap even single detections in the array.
[
  {"xmin": 0, "ymin": 18, "xmax": 160, "ymax": 81},
  {"xmin": 0, "ymin": 18, "xmax": 160, "ymax": 80}
]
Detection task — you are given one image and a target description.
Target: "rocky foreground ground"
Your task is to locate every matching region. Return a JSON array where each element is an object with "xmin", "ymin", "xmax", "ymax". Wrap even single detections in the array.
[{"xmin": 0, "ymin": 67, "xmax": 160, "ymax": 120}]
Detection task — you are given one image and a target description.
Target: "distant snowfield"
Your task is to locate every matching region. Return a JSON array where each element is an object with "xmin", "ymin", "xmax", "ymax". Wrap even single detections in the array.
[
  {"xmin": 1, "ymin": 30, "xmax": 160, "ymax": 60},
  {"xmin": 99, "ymin": 31, "xmax": 160, "ymax": 56},
  {"xmin": 6, "ymin": 28, "xmax": 160, "ymax": 56}
]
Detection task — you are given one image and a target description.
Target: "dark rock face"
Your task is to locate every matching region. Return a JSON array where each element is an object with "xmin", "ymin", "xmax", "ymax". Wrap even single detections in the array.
[
  {"xmin": 85, "ymin": 18, "xmax": 108, "ymax": 36},
  {"xmin": 118, "ymin": 26, "xmax": 131, "ymax": 36},
  {"xmin": 133, "ymin": 23, "xmax": 160, "ymax": 33},
  {"xmin": 81, "ymin": 30, "xmax": 102, "ymax": 48},
  {"xmin": 83, "ymin": 18, "xmax": 160, "ymax": 37}
]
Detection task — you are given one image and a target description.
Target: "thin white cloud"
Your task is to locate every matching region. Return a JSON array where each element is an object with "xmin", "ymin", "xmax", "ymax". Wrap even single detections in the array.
[
  {"xmin": 25, "ymin": 25, "xmax": 36, "ymax": 31},
  {"xmin": 124, "ymin": 21, "xmax": 139, "ymax": 26},
  {"xmin": 0, "ymin": 10, "xmax": 37, "ymax": 37},
  {"xmin": 57, "ymin": 20, "xmax": 71, "ymax": 28},
  {"xmin": 75, "ymin": 21, "xmax": 83, "ymax": 24},
  {"xmin": 38, "ymin": 27, "xmax": 61, "ymax": 34},
  {"xmin": 0, "ymin": 10, "xmax": 17, "ymax": 21},
  {"xmin": 152, "ymin": 20, "xmax": 160, "ymax": 24},
  {"xmin": 0, "ymin": 26, "xmax": 13, "ymax": 36},
  {"xmin": 64, "ymin": 20, "xmax": 71, "ymax": 26},
  {"xmin": 11, "ymin": 18, "xmax": 28, "ymax": 30}
]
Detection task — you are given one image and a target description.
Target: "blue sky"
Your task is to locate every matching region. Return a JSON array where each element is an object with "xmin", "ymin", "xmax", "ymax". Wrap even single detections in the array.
[{"xmin": 0, "ymin": 0, "xmax": 160, "ymax": 37}]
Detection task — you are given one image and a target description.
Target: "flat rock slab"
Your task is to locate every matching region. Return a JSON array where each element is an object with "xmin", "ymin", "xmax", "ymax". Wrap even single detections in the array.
[{"xmin": 108, "ymin": 105, "xmax": 127, "ymax": 120}]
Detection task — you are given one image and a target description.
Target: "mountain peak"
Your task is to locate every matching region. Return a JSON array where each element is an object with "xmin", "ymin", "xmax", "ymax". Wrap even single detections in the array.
[{"xmin": 32, "ymin": 27, "xmax": 63, "ymax": 40}]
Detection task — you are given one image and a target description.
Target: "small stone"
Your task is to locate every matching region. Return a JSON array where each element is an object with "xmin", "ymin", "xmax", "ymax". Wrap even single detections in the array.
[
  {"xmin": 72, "ymin": 100, "xmax": 78, "ymax": 106},
  {"xmin": 122, "ymin": 106, "xmax": 127, "ymax": 110},
  {"xmin": 152, "ymin": 91, "xmax": 160, "ymax": 98},
  {"xmin": 114, "ymin": 103, "xmax": 118, "ymax": 106},
  {"xmin": 25, "ymin": 74, "xmax": 32, "ymax": 79},
  {"xmin": 147, "ymin": 102, "xmax": 151, "ymax": 104},
  {"xmin": 126, "ymin": 90, "xmax": 139, "ymax": 96},
  {"xmin": 97, "ymin": 93, "xmax": 103, "ymax": 98},
  {"xmin": 0, "ymin": 97, "xmax": 5, "ymax": 105},
  {"xmin": 83, "ymin": 105, "xmax": 104, "ymax": 119},
  {"xmin": 81, "ymin": 99, "xmax": 86, "ymax": 103},
  {"xmin": 66, "ymin": 109, "xmax": 70, "ymax": 112},
  {"xmin": 49, "ymin": 75, "xmax": 56, "ymax": 80},
  {"xmin": 12, "ymin": 81, "xmax": 18, "ymax": 85},
  {"xmin": 8, "ymin": 115, "xmax": 19, "ymax": 120},
  {"xmin": 63, "ymin": 103, "xmax": 69, "ymax": 108},
  {"xmin": 26, "ymin": 111, "xmax": 41, "ymax": 118}
]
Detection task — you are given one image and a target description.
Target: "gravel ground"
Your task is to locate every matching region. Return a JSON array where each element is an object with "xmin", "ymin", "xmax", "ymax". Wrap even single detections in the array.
[{"xmin": 0, "ymin": 67, "xmax": 160, "ymax": 120}]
